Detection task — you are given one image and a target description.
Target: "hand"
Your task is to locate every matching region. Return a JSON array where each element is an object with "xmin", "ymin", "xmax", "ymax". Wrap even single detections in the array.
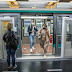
[
  {"xmin": 34, "ymin": 26, "xmax": 36, "ymax": 28},
  {"xmin": 38, "ymin": 35, "xmax": 41, "ymax": 39},
  {"xmin": 32, "ymin": 31, "xmax": 34, "ymax": 32}
]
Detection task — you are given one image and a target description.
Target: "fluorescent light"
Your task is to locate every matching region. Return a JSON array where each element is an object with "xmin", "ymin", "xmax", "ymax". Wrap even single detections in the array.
[
  {"xmin": 29, "ymin": 0, "xmax": 59, "ymax": 2},
  {"xmin": 21, "ymin": 16, "xmax": 48, "ymax": 19},
  {"xmin": 70, "ymin": 1, "xmax": 72, "ymax": 2}
]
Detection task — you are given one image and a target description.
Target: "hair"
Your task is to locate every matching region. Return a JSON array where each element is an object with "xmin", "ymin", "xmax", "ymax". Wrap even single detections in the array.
[
  {"xmin": 7, "ymin": 22, "xmax": 13, "ymax": 30},
  {"xmin": 42, "ymin": 24, "xmax": 47, "ymax": 27}
]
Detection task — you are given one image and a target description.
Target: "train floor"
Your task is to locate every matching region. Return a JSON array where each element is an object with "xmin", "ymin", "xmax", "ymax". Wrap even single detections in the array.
[{"xmin": 22, "ymin": 44, "xmax": 53, "ymax": 54}]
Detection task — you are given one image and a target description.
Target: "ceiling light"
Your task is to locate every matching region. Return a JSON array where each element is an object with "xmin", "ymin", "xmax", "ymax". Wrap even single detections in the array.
[
  {"xmin": 70, "ymin": 1, "xmax": 72, "ymax": 2},
  {"xmin": 29, "ymin": 0, "xmax": 59, "ymax": 2},
  {"xmin": 21, "ymin": 16, "xmax": 48, "ymax": 19}
]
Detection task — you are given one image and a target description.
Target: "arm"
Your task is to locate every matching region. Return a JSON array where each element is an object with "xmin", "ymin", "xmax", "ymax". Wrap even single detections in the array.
[
  {"xmin": 34, "ymin": 27, "xmax": 38, "ymax": 31},
  {"xmin": 38, "ymin": 29, "xmax": 41, "ymax": 39},
  {"xmin": 12, "ymin": 31, "xmax": 17, "ymax": 40},
  {"xmin": 12, "ymin": 31, "xmax": 18, "ymax": 46},
  {"xmin": 46, "ymin": 29, "xmax": 50, "ymax": 38},
  {"xmin": 27, "ymin": 26, "xmax": 32, "ymax": 33}
]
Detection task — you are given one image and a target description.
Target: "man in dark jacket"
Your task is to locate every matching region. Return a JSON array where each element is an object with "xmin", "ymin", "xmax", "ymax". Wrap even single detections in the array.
[
  {"xmin": 28, "ymin": 24, "xmax": 38, "ymax": 52},
  {"xmin": 3, "ymin": 22, "xmax": 17, "ymax": 69}
]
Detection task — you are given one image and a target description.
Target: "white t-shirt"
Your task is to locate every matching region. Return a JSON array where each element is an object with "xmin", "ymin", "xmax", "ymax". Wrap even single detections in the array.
[{"xmin": 31, "ymin": 26, "xmax": 34, "ymax": 35}]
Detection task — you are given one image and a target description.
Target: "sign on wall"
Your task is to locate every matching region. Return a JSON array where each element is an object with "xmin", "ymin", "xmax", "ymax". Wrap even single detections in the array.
[{"xmin": 3, "ymin": 21, "xmax": 9, "ymax": 33}]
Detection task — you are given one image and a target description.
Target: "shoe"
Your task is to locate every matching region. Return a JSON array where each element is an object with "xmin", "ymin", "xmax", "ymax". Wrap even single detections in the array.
[
  {"xmin": 44, "ymin": 55, "xmax": 47, "ymax": 59},
  {"xmin": 8, "ymin": 65, "xmax": 12, "ymax": 69},
  {"xmin": 13, "ymin": 64, "xmax": 17, "ymax": 69},
  {"xmin": 30, "ymin": 49, "xmax": 33, "ymax": 53},
  {"xmin": 32, "ymin": 46, "xmax": 35, "ymax": 49}
]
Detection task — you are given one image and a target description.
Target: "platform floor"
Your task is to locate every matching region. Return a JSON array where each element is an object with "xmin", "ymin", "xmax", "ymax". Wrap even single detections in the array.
[{"xmin": 1, "ymin": 59, "xmax": 72, "ymax": 72}]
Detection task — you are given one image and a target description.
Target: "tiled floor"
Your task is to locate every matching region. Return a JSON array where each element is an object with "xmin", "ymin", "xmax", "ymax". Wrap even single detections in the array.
[
  {"xmin": 22, "ymin": 44, "xmax": 53, "ymax": 54},
  {"xmin": 1, "ymin": 59, "xmax": 72, "ymax": 72}
]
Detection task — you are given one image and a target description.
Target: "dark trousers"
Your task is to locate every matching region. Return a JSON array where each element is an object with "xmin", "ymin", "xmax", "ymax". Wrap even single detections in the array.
[{"xmin": 6, "ymin": 46, "xmax": 16, "ymax": 66}]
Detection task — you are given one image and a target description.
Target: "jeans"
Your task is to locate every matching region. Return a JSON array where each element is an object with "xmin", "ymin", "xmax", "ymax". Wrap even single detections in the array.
[
  {"xmin": 29, "ymin": 34, "xmax": 35, "ymax": 49},
  {"xmin": 6, "ymin": 46, "xmax": 16, "ymax": 66}
]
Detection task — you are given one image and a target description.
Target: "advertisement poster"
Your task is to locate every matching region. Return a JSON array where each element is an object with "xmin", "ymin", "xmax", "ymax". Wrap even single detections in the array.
[{"xmin": 3, "ymin": 21, "xmax": 9, "ymax": 33}]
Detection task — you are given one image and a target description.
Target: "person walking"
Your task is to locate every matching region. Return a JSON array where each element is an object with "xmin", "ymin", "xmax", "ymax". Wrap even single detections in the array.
[
  {"xmin": 27, "ymin": 24, "xmax": 38, "ymax": 53},
  {"xmin": 3, "ymin": 22, "xmax": 18, "ymax": 69},
  {"xmin": 38, "ymin": 24, "xmax": 50, "ymax": 58}
]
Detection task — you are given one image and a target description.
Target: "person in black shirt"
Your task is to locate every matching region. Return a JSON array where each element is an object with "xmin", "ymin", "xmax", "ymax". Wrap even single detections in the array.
[{"xmin": 3, "ymin": 22, "xmax": 17, "ymax": 69}]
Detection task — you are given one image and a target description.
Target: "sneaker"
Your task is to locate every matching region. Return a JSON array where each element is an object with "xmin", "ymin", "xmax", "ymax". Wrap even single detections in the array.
[
  {"xmin": 32, "ymin": 46, "xmax": 35, "ymax": 50},
  {"xmin": 44, "ymin": 55, "xmax": 47, "ymax": 59},
  {"xmin": 13, "ymin": 65, "xmax": 17, "ymax": 69},
  {"xmin": 30, "ymin": 49, "xmax": 33, "ymax": 53},
  {"xmin": 8, "ymin": 65, "xmax": 12, "ymax": 69}
]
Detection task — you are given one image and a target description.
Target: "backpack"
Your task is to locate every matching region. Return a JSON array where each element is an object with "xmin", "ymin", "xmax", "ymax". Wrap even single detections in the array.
[{"xmin": 6, "ymin": 31, "xmax": 18, "ymax": 49}]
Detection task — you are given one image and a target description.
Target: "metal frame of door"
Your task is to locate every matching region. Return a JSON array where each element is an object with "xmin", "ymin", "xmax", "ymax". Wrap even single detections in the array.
[
  {"xmin": 61, "ymin": 17, "xmax": 72, "ymax": 57},
  {"xmin": 0, "ymin": 17, "xmax": 14, "ymax": 59}
]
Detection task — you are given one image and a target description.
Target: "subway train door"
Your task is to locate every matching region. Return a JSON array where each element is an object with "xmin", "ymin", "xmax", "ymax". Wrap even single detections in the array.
[
  {"xmin": 0, "ymin": 17, "xmax": 14, "ymax": 59},
  {"xmin": 61, "ymin": 17, "xmax": 72, "ymax": 57}
]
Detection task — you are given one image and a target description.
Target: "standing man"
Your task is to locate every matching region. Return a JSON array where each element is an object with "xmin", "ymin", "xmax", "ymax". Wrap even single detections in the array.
[{"xmin": 27, "ymin": 24, "xmax": 38, "ymax": 53}]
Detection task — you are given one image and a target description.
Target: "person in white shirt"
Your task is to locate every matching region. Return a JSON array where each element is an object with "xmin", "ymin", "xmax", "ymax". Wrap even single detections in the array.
[{"xmin": 28, "ymin": 24, "xmax": 38, "ymax": 52}]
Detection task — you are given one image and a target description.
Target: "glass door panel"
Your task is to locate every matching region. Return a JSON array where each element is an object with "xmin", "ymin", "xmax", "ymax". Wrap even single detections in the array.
[
  {"xmin": 64, "ymin": 20, "xmax": 72, "ymax": 57},
  {"xmin": 61, "ymin": 17, "xmax": 72, "ymax": 57}
]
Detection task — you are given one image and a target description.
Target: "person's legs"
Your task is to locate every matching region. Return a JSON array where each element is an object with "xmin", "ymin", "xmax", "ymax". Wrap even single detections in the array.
[
  {"xmin": 29, "ymin": 34, "xmax": 33, "ymax": 49},
  {"xmin": 40, "ymin": 41, "xmax": 44, "ymax": 49},
  {"xmin": 29, "ymin": 35, "xmax": 33, "ymax": 52},
  {"xmin": 11, "ymin": 49, "xmax": 16, "ymax": 67},
  {"xmin": 6, "ymin": 47, "xmax": 11, "ymax": 67},
  {"xmin": 44, "ymin": 41, "xmax": 49, "ymax": 58},
  {"xmin": 32, "ymin": 35, "xmax": 35, "ymax": 49}
]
